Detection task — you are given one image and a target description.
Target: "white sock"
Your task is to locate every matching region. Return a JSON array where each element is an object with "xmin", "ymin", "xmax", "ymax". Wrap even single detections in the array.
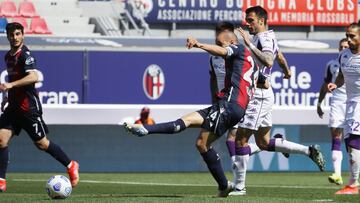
[
  {"xmin": 230, "ymin": 156, "xmax": 236, "ymax": 184},
  {"xmin": 249, "ymin": 143, "xmax": 261, "ymax": 155},
  {"xmin": 348, "ymin": 147, "xmax": 360, "ymax": 187},
  {"xmin": 233, "ymin": 155, "xmax": 249, "ymax": 189},
  {"xmin": 274, "ymin": 139, "xmax": 309, "ymax": 155},
  {"xmin": 332, "ymin": 150, "xmax": 343, "ymax": 176}
]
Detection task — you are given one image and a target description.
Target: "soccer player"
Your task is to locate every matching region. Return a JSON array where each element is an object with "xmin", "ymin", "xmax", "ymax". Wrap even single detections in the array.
[
  {"xmin": 209, "ymin": 21, "xmax": 261, "ymax": 192},
  {"xmin": 328, "ymin": 22, "xmax": 360, "ymax": 195},
  {"xmin": 232, "ymin": 6, "xmax": 326, "ymax": 194},
  {"xmin": 317, "ymin": 38, "xmax": 349, "ymax": 185},
  {"xmin": 0, "ymin": 22, "xmax": 79, "ymax": 192},
  {"xmin": 125, "ymin": 31, "xmax": 259, "ymax": 197}
]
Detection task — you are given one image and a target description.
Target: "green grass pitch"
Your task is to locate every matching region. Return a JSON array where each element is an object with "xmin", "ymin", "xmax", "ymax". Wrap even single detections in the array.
[{"xmin": 0, "ymin": 172, "xmax": 358, "ymax": 202}]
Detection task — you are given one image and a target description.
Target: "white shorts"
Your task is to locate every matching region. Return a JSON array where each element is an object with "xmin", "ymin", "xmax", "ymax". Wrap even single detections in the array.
[
  {"xmin": 328, "ymin": 97, "xmax": 346, "ymax": 128},
  {"xmin": 238, "ymin": 96, "xmax": 274, "ymax": 130},
  {"xmin": 344, "ymin": 100, "xmax": 360, "ymax": 138}
]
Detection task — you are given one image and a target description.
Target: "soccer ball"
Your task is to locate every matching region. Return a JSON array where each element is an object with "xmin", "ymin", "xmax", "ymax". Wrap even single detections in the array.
[{"xmin": 45, "ymin": 175, "xmax": 72, "ymax": 199}]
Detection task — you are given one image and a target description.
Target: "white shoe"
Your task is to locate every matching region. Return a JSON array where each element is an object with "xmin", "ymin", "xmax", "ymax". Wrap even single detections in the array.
[
  {"xmin": 123, "ymin": 123, "xmax": 148, "ymax": 137},
  {"xmin": 217, "ymin": 181, "xmax": 234, "ymax": 198},
  {"xmin": 229, "ymin": 187, "xmax": 246, "ymax": 196}
]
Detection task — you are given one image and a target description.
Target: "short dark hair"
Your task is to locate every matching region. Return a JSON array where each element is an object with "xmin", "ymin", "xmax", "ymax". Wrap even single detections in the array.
[
  {"xmin": 6, "ymin": 22, "xmax": 24, "ymax": 35},
  {"xmin": 215, "ymin": 22, "xmax": 234, "ymax": 34},
  {"xmin": 246, "ymin": 6, "xmax": 268, "ymax": 25},
  {"xmin": 339, "ymin": 38, "xmax": 347, "ymax": 44}
]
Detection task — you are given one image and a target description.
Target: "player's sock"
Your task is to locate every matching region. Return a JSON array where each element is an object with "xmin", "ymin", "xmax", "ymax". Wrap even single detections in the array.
[
  {"xmin": 46, "ymin": 142, "xmax": 71, "ymax": 167},
  {"xmin": 347, "ymin": 147, "xmax": 360, "ymax": 187},
  {"xmin": 332, "ymin": 138, "xmax": 343, "ymax": 176},
  {"xmin": 226, "ymin": 140, "xmax": 236, "ymax": 157},
  {"xmin": 144, "ymin": 119, "xmax": 186, "ymax": 134},
  {"xmin": 249, "ymin": 143, "xmax": 261, "ymax": 155},
  {"xmin": 200, "ymin": 148, "xmax": 228, "ymax": 190},
  {"xmin": 234, "ymin": 146, "xmax": 250, "ymax": 189},
  {"xmin": 0, "ymin": 147, "xmax": 9, "ymax": 179},
  {"xmin": 267, "ymin": 138, "xmax": 309, "ymax": 154}
]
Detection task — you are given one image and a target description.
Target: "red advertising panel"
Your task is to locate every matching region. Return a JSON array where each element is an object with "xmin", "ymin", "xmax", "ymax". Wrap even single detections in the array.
[{"xmin": 243, "ymin": 0, "xmax": 358, "ymax": 26}]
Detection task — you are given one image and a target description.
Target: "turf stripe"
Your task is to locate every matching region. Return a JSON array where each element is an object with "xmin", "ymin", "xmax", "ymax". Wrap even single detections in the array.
[{"xmin": 12, "ymin": 178, "xmax": 339, "ymax": 189}]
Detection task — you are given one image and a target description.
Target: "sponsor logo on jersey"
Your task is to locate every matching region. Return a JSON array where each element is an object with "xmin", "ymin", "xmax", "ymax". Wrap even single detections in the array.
[{"xmin": 143, "ymin": 64, "xmax": 165, "ymax": 100}]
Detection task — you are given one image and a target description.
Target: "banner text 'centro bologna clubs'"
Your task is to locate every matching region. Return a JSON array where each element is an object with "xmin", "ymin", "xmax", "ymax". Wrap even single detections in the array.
[{"xmin": 137, "ymin": 0, "xmax": 358, "ymax": 26}]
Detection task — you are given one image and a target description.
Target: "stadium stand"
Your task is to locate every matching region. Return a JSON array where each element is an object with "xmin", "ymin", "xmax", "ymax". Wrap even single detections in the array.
[
  {"xmin": 29, "ymin": 17, "xmax": 51, "ymax": 34},
  {"xmin": 0, "ymin": 17, "xmax": 7, "ymax": 33},
  {"xmin": 18, "ymin": 0, "xmax": 39, "ymax": 18},
  {"xmin": 0, "ymin": 0, "xmax": 19, "ymax": 18}
]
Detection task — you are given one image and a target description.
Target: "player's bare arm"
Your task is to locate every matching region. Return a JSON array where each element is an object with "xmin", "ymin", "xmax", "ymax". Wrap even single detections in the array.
[
  {"xmin": 0, "ymin": 71, "xmax": 38, "ymax": 92},
  {"xmin": 186, "ymin": 37, "xmax": 227, "ymax": 57},
  {"xmin": 328, "ymin": 71, "xmax": 344, "ymax": 91},
  {"xmin": 237, "ymin": 27, "xmax": 274, "ymax": 67},
  {"xmin": 317, "ymin": 82, "xmax": 328, "ymax": 118},
  {"xmin": 276, "ymin": 51, "xmax": 291, "ymax": 79}
]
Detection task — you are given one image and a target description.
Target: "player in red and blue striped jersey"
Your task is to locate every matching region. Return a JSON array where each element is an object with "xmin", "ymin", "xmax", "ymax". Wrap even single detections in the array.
[{"xmin": 125, "ymin": 31, "xmax": 259, "ymax": 197}]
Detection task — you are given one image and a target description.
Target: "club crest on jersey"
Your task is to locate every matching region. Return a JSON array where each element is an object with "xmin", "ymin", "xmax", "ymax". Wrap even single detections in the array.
[{"xmin": 143, "ymin": 64, "xmax": 165, "ymax": 100}]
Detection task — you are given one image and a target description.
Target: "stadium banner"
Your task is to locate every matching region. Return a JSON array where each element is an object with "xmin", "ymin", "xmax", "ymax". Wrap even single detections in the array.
[
  {"xmin": 0, "ymin": 51, "xmax": 84, "ymax": 105},
  {"xmin": 0, "ymin": 50, "xmax": 337, "ymax": 107},
  {"xmin": 139, "ymin": 0, "xmax": 357, "ymax": 26}
]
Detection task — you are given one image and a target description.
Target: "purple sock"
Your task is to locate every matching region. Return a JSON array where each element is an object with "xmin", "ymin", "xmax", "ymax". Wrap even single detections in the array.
[
  {"xmin": 46, "ymin": 142, "xmax": 71, "ymax": 167},
  {"xmin": 331, "ymin": 137, "xmax": 342, "ymax": 151},
  {"xmin": 144, "ymin": 119, "xmax": 186, "ymax": 134},
  {"xmin": 235, "ymin": 145, "xmax": 251, "ymax": 155},
  {"xmin": 267, "ymin": 139, "xmax": 276, "ymax": 151},
  {"xmin": 0, "ymin": 147, "xmax": 9, "ymax": 179},
  {"xmin": 226, "ymin": 140, "xmax": 236, "ymax": 157},
  {"xmin": 200, "ymin": 148, "xmax": 228, "ymax": 190}
]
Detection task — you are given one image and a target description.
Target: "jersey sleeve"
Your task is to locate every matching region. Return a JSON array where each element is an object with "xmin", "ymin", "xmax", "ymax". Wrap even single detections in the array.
[
  {"xmin": 225, "ymin": 44, "xmax": 241, "ymax": 59},
  {"xmin": 258, "ymin": 35, "xmax": 275, "ymax": 54},
  {"xmin": 22, "ymin": 51, "xmax": 37, "ymax": 72}
]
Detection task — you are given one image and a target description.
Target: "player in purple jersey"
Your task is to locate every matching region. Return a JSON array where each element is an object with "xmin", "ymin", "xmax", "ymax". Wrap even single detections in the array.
[
  {"xmin": 125, "ymin": 31, "xmax": 259, "ymax": 197},
  {"xmin": 317, "ymin": 38, "xmax": 349, "ymax": 185},
  {"xmin": 328, "ymin": 22, "xmax": 360, "ymax": 195},
  {"xmin": 0, "ymin": 23, "xmax": 79, "ymax": 192},
  {"xmin": 231, "ymin": 6, "xmax": 326, "ymax": 194}
]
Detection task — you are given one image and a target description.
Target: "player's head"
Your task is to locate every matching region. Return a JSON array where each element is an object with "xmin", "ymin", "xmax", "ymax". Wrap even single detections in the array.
[
  {"xmin": 6, "ymin": 22, "xmax": 24, "ymax": 49},
  {"xmin": 245, "ymin": 6, "xmax": 268, "ymax": 35},
  {"xmin": 338, "ymin": 38, "xmax": 349, "ymax": 52},
  {"xmin": 215, "ymin": 22, "xmax": 234, "ymax": 45},
  {"xmin": 216, "ymin": 31, "xmax": 238, "ymax": 47},
  {"xmin": 140, "ymin": 107, "xmax": 150, "ymax": 119},
  {"xmin": 346, "ymin": 22, "xmax": 360, "ymax": 51}
]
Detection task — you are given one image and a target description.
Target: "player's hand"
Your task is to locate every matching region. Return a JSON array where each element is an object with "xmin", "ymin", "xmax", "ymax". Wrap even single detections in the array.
[
  {"xmin": 236, "ymin": 27, "xmax": 251, "ymax": 46},
  {"xmin": 317, "ymin": 104, "xmax": 324, "ymax": 119},
  {"xmin": 1, "ymin": 97, "xmax": 8, "ymax": 112},
  {"xmin": 186, "ymin": 37, "xmax": 200, "ymax": 49},
  {"xmin": 283, "ymin": 68, "xmax": 291, "ymax": 79},
  {"xmin": 327, "ymin": 83, "xmax": 337, "ymax": 92},
  {"xmin": 0, "ymin": 83, "xmax": 13, "ymax": 92}
]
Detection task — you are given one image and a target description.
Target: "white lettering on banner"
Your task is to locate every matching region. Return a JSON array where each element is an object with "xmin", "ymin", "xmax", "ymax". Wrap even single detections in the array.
[
  {"xmin": 248, "ymin": 127, "xmax": 289, "ymax": 171},
  {"xmin": 0, "ymin": 70, "xmax": 79, "ymax": 104},
  {"xmin": 270, "ymin": 66, "xmax": 329, "ymax": 107}
]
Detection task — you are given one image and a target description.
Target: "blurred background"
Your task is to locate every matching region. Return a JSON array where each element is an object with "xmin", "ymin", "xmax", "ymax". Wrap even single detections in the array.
[{"xmin": 0, "ymin": 0, "xmax": 357, "ymax": 173}]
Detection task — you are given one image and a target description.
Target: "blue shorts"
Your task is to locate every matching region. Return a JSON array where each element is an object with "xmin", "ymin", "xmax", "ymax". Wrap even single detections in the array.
[
  {"xmin": 0, "ymin": 108, "xmax": 49, "ymax": 141},
  {"xmin": 197, "ymin": 100, "xmax": 245, "ymax": 137}
]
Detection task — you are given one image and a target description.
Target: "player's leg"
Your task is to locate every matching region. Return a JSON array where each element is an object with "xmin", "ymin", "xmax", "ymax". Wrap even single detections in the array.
[
  {"xmin": 335, "ymin": 134, "xmax": 360, "ymax": 195},
  {"xmin": 228, "ymin": 127, "xmax": 253, "ymax": 196},
  {"xmin": 0, "ymin": 129, "xmax": 12, "ymax": 192},
  {"xmin": 24, "ymin": 115, "xmax": 79, "ymax": 187},
  {"xmin": 255, "ymin": 127, "xmax": 325, "ymax": 171},
  {"xmin": 328, "ymin": 127, "xmax": 343, "ymax": 185},
  {"xmin": 196, "ymin": 129, "xmax": 232, "ymax": 197},
  {"xmin": 124, "ymin": 110, "xmax": 204, "ymax": 136}
]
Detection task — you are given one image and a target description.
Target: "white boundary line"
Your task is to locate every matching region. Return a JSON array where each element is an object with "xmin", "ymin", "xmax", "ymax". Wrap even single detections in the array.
[{"xmin": 13, "ymin": 178, "xmax": 338, "ymax": 189}]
